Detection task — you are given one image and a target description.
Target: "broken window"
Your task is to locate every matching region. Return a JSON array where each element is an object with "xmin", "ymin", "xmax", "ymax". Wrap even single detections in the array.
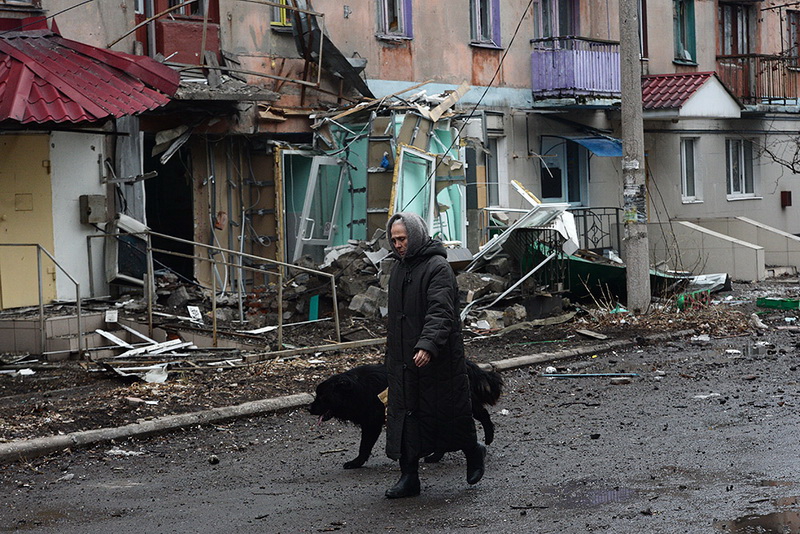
[
  {"xmin": 471, "ymin": 0, "xmax": 501, "ymax": 47},
  {"xmin": 378, "ymin": 0, "xmax": 412, "ymax": 38},
  {"xmin": 718, "ymin": 2, "xmax": 752, "ymax": 56},
  {"xmin": 540, "ymin": 136, "xmax": 589, "ymax": 205},
  {"xmin": 168, "ymin": 0, "xmax": 202, "ymax": 16},
  {"xmin": 680, "ymin": 137, "xmax": 699, "ymax": 201},
  {"xmin": 725, "ymin": 138, "xmax": 755, "ymax": 197},
  {"xmin": 674, "ymin": 0, "xmax": 696, "ymax": 63}
]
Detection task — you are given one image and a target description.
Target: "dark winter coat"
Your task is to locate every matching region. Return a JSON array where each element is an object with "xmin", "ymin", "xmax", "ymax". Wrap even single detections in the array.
[{"xmin": 384, "ymin": 215, "xmax": 477, "ymax": 461}]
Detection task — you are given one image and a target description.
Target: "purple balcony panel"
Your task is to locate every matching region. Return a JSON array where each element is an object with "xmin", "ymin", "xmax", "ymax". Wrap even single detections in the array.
[{"xmin": 531, "ymin": 37, "xmax": 620, "ymax": 99}]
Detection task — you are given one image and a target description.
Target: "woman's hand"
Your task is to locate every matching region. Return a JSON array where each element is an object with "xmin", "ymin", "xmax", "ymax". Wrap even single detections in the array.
[{"xmin": 413, "ymin": 349, "xmax": 431, "ymax": 367}]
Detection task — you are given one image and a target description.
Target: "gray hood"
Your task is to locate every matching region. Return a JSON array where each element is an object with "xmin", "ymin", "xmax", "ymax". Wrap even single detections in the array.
[{"xmin": 387, "ymin": 212, "xmax": 430, "ymax": 259}]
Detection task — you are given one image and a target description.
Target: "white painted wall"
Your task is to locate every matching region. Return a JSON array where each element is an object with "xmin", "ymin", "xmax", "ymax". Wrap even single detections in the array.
[
  {"xmin": 50, "ymin": 132, "xmax": 108, "ymax": 300},
  {"xmin": 649, "ymin": 220, "xmax": 765, "ymax": 281}
]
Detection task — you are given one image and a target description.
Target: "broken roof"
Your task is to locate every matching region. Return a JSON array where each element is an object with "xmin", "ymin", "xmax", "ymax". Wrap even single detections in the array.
[{"xmin": 0, "ymin": 30, "xmax": 179, "ymax": 124}]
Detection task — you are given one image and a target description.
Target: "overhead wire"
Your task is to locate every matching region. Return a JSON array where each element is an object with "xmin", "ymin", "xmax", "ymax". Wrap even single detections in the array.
[{"xmin": 399, "ymin": 0, "xmax": 536, "ymax": 216}]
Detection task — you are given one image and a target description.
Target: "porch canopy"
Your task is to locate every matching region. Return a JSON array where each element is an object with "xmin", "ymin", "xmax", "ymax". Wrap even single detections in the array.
[
  {"xmin": 641, "ymin": 72, "xmax": 743, "ymax": 119},
  {"xmin": 0, "ymin": 29, "xmax": 179, "ymax": 124}
]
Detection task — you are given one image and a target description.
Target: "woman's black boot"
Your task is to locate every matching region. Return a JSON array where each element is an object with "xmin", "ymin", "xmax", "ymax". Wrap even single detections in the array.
[
  {"xmin": 465, "ymin": 442, "xmax": 486, "ymax": 485},
  {"xmin": 385, "ymin": 455, "xmax": 420, "ymax": 498}
]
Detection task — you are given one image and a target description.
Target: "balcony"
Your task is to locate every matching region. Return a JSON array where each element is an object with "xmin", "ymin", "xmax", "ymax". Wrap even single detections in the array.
[
  {"xmin": 531, "ymin": 37, "xmax": 621, "ymax": 101},
  {"xmin": 716, "ymin": 55, "xmax": 800, "ymax": 106}
]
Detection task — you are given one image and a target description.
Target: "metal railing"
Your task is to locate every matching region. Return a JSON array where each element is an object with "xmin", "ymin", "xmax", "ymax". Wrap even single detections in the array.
[
  {"xmin": 0, "ymin": 243, "xmax": 83, "ymax": 355},
  {"xmin": 568, "ymin": 207, "xmax": 623, "ymax": 253},
  {"xmin": 716, "ymin": 54, "xmax": 800, "ymax": 105},
  {"xmin": 88, "ymin": 230, "xmax": 341, "ymax": 350},
  {"xmin": 530, "ymin": 36, "xmax": 621, "ymax": 98}
]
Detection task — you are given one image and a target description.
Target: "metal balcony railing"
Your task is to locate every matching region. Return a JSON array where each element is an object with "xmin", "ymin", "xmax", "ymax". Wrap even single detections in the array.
[
  {"xmin": 531, "ymin": 37, "xmax": 621, "ymax": 99},
  {"xmin": 568, "ymin": 206, "xmax": 623, "ymax": 253},
  {"xmin": 716, "ymin": 54, "xmax": 800, "ymax": 105}
]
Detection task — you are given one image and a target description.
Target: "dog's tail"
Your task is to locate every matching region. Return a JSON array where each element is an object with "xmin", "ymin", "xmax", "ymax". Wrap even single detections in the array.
[{"xmin": 467, "ymin": 360, "xmax": 503, "ymax": 406}]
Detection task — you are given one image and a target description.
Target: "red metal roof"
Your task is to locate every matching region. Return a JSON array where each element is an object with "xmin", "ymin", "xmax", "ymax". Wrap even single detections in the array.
[
  {"xmin": 0, "ymin": 30, "xmax": 179, "ymax": 124},
  {"xmin": 641, "ymin": 72, "xmax": 717, "ymax": 110}
]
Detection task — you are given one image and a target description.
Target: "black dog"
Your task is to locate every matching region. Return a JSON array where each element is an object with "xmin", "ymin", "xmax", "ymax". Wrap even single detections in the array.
[{"xmin": 309, "ymin": 361, "xmax": 503, "ymax": 469}]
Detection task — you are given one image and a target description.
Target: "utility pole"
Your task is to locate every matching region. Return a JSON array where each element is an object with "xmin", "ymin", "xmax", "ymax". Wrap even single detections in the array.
[{"xmin": 618, "ymin": 0, "xmax": 650, "ymax": 313}]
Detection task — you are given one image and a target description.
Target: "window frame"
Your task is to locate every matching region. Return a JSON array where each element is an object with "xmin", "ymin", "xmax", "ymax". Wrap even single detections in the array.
[
  {"xmin": 533, "ymin": 0, "xmax": 579, "ymax": 39},
  {"xmin": 271, "ymin": 0, "xmax": 292, "ymax": 28},
  {"xmin": 377, "ymin": 0, "xmax": 413, "ymax": 39},
  {"xmin": 470, "ymin": 0, "xmax": 502, "ymax": 48},
  {"xmin": 540, "ymin": 136, "xmax": 589, "ymax": 206},
  {"xmin": 787, "ymin": 10, "xmax": 800, "ymax": 62},
  {"xmin": 725, "ymin": 138, "xmax": 755, "ymax": 198},
  {"xmin": 674, "ymin": 0, "xmax": 696, "ymax": 65},
  {"xmin": 680, "ymin": 137, "xmax": 700, "ymax": 202},
  {"xmin": 718, "ymin": 2, "xmax": 752, "ymax": 56}
]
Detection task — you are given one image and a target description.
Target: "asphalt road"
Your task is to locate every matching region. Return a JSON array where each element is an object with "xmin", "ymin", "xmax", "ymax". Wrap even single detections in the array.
[{"xmin": 3, "ymin": 331, "xmax": 800, "ymax": 534}]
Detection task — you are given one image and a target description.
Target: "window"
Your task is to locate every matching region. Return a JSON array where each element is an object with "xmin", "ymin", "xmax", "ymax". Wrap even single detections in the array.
[
  {"xmin": 726, "ymin": 139, "xmax": 755, "ymax": 196},
  {"xmin": 674, "ymin": 0, "xmax": 696, "ymax": 63},
  {"xmin": 486, "ymin": 138, "xmax": 500, "ymax": 206},
  {"xmin": 718, "ymin": 3, "xmax": 752, "ymax": 55},
  {"xmin": 680, "ymin": 138, "xmax": 698, "ymax": 201},
  {"xmin": 638, "ymin": 0, "xmax": 649, "ymax": 58},
  {"xmin": 471, "ymin": 0, "xmax": 501, "ymax": 47},
  {"xmin": 271, "ymin": 0, "xmax": 291, "ymax": 28},
  {"xmin": 540, "ymin": 136, "xmax": 589, "ymax": 205},
  {"xmin": 378, "ymin": 0, "xmax": 412, "ymax": 38},
  {"xmin": 134, "ymin": 0, "xmax": 144, "ymax": 14},
  {"xmin": 788, "ymin": 10, "xmax": 800, "ymax": 60},
  {"xmin": 534, "ymin": 0, "xmax": 579, "ymax": 39},
  {"xmin": 168, "ymin": 0, "xmax": 202, "ymax": 16}
]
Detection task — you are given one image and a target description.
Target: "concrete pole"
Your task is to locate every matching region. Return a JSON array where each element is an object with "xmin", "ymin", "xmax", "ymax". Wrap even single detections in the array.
[{"xmin": 618, "ymin": 0, "xmax": 650, "ymax": 313}]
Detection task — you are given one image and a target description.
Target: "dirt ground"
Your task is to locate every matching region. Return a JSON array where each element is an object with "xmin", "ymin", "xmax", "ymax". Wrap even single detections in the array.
[{"xmin": 0, "ymin": 279, "xmax": 792, "ymax": 443}]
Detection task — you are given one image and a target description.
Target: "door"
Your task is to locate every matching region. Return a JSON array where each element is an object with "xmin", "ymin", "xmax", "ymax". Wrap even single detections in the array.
[{"xmin": 0, "ymin": 134, "xmax": 56, "ymax": 309}]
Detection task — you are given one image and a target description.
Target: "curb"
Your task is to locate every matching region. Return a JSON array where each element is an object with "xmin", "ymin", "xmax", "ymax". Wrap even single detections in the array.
[{"xmin": 0, "ymin": 329, "xmax": 694, "ymax": 464}]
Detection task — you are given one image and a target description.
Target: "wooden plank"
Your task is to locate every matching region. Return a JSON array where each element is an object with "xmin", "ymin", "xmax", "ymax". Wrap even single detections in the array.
[{"xmin": 576, "ymin": 329, "xmax": 608, "ymax": 340}]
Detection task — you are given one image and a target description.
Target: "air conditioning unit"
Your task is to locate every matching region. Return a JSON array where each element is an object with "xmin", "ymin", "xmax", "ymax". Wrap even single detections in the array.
[{"xmin": 105, "ymin": 214, "xmax": 149, "ymax": 286}]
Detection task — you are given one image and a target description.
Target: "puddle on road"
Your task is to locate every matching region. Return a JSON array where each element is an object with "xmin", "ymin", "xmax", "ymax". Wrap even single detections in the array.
[
  {"xmin": 715, "ymin": 510, "xmax": 800, "ymax": 533},
  {"xmin": 716, "ymin": 495, "xmax": 800, "ymax": 533},
  {"xmin": 539, "ymin": 479, "xmax": 637, "ymax": 509}
]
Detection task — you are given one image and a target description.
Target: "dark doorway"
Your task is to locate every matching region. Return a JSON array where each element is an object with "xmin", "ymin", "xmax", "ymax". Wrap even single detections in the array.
[{"xmin": 143, "ymin": 135, "xmax": 195, "ymax": 281}]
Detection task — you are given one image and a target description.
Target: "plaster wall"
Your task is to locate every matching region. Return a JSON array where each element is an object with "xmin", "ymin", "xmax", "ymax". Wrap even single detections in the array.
[
  {"xmin": 644, "ymin": 0, "xmax": 717, "ymax": 75},
  {"xmin": 649, "ymin": 220, "xmax": 765, "ymax": 281},
  {"xmin": 43, "ymin": 0, "xmax": 135, "ymax": 52},
  {"xmin": 315, "ymin": 0, "xmax": 533, "ymax": 90},
  {"xmin": 691, "ymin": 217, "xmax": 800, "ymax": 269},
  {"xmin": 49, "ymin": 131, "xmax": 108, "ymax": 301},
  {"xmin": 643, "ymin": 117, "xmax": 800, "ymax": 235}
]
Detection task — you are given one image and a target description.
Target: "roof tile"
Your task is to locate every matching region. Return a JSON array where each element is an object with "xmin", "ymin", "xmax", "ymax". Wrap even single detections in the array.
[
  {"xmin": 641, "ymin": 72, "xmax": 716, "ymax": 110},
  {"xmin": 0, "ymin": 29, "xmax": 179, "ymax": 124}
]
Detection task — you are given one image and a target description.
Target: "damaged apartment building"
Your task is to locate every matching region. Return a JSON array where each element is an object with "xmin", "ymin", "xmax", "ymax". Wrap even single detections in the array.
[{"xmin": 7, "ymin": 0, "xmax": 800, "ymax": 358}]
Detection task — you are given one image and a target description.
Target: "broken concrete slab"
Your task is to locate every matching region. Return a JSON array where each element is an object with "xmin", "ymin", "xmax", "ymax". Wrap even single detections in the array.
[
  {"xmin": 349, "ymin": 285, "xmax": 387, "ymax": 318},
  {"xmin": 457, "ymin": 272, "xmax": 507, "ymax": 302}
]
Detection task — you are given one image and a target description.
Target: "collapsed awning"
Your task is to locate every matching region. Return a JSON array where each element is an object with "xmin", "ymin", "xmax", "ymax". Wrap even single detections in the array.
[
  {"xmin": 568, "ymin": 136, "xmax": 622, "ymax": 157},
  {"xmin": 0, "ymin": 30, "xmax": 179, "ymax": 124}
]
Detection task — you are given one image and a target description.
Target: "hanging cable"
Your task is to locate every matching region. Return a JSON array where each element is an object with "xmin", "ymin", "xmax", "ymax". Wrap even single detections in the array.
[{"xmin": 400, "ymin": 0, "xmax": 536, "ymax": 215}]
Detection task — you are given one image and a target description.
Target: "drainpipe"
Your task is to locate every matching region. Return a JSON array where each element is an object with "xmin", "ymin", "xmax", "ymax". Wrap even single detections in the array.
[{"xmin": 145, "ymin": 0, "xmax": 156, "ymax": 58}]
